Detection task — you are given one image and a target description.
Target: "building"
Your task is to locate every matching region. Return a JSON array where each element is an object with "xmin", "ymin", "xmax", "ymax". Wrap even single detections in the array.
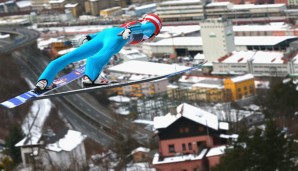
[
  {"xmin": 49, "ymin": 0, "xmax": 66, "ymax": 9},
  {"xmin": 16, "ymin": 1, "xmax": 32, "ymax": 12},
  {"xmin": 167, "ymin": 76, "xmax": 231, "ymax": 103},
  {"xmin": 155, "ymin": 0, "xmax": 287, "ymax": 24},
  {"xmin": 100, "ymin": 6, "xmax": 122, "ymax": 17},
  {"xmin": 200, "ymin": 18, "xmax": 236, "ymax": 63},
  {"xmin": 152, "ymin": 103, "xmax": 233, "ymax": 170},
  {"xmin": 212, "ymin": 50, "xmax": 294, "ymax": 77},
  {"xmin": 131, "ymin": 147, "xmax": 150, "ymax": 163},
  {"xmin": 156, "ymin": 0, "xmax": 207, "ymax": 22},
  {"xmin": 0, "ymin": 0, "xmax": 18, "ymax": 13},
  {"xmin": 16, "ymin": 129, "xmax": 87, "ymax": 170},
  {"xmin": 223, "ymin": 74, "xmax": 256, "ymax": 101},
  {"xmin": 167, "ymin": 74, "xmax": 255, "ymax": 102},
  {"xmin": 85, "ymin": 0, "xmax": 109, "ymax": 16},
  {"xmin": 107, "ymin": 61, "xmax": 191, "ymax": 97},
  {"xmin": 84, "ymin": 0, "xmax": 117, "ymax": 16},
  {"xmin": 123, "ymin": 3, "xmax": 156, "ymax": 17},
  {"xmin": 65, "ymin": 3, "xmax": 82, "ymax": 18},
  {"xmin": 144, "ymin": 35, "xmax": 297, "ymax": 59},
  {"xmin": 31, "ymin": 0, "xmax": 49, "ymax": 10},
  {"xmin": 214, "ymin": 0, "xmax": 258, "ymax": 4}
]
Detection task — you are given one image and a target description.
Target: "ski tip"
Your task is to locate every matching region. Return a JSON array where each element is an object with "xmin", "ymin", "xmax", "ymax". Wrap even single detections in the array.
[{"xmin": 1, "ymin": 101, "xmax": 17, "ymax": 109}]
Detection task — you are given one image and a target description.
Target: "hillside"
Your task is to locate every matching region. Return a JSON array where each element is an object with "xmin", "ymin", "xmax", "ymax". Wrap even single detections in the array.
[{"xmin": 0, "ymin": 54, "xmax": 31, "ymax": 138}]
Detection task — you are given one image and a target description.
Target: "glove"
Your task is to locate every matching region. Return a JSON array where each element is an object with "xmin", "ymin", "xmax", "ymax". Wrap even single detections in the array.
[
  {"xmin": 73, "ymin": 35, "xmax": 91, "ymax": 47},
  {"xmin": 119, "ymin": 29, "xmax": 131, "ymax": 39}
]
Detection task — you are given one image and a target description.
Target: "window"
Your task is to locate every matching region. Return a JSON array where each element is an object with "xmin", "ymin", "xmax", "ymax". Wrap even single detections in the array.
[
  {"xmin": 168, "ymin": 144, "xmax": 175, "ymax": 153},
  {"xmin": 182, "ymin": 144, "xmax": 186, "ymax": 151},
  {"xmin": 198, "ymin": 126, "xmax": 204, "ymax": 132},
  {"xmin": 237, "ymin": 88, "xmax": 241, "ymax": 92},
  {"xmin": 179, "ymin": 127, "xmax": 190, "ymax": 133},
  {"xmin": 188, "ymin": 143, "xmax": 193, "ymax": 150}
]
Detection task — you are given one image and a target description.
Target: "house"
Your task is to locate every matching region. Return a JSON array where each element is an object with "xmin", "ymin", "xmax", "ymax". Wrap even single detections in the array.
[
  {"xmin": 131, "ymin": 147, "xmax": 150, "ymax": 163},
  {"xmin": 16, "ymin": 128, "xmax": 87, "ymax": 170},
  {"xmin": 223, "ymin": 74, "xmax": 256, "ymax": 101},
  {"xmin": 167, "ymin": 75, "xmax": 234, "ymax": 103},
  {"xmin": 152, "ymin": 103, "xmax": 234, "ymax": 171},
  {"xmin": 167, "ymin": 73, "xmax": 255, "ymax": 102}
]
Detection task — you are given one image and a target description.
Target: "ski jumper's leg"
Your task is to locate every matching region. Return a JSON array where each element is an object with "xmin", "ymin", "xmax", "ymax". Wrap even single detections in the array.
[
  {"xmin": 85, "ymin": 27, "xmax": 128, "ymax": 81},
  {"xmin": 37, "ymin": 31, "xmax": 106, "ymax": 86}
]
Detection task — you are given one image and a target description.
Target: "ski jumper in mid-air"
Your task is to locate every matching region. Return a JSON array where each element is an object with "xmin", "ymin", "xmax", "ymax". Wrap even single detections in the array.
[{"xmin": 34, "ymin": 14, "xmax": 162, "ymax": 93}]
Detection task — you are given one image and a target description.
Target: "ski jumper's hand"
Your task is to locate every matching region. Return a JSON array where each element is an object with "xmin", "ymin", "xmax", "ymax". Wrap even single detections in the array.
[
  {"xmin": 118, "ymin": 29, "xmax": 131, "ymax": 39},
  {"xmin": 79, "ymin": 35, "xmax": 92, "ymax": 45}
]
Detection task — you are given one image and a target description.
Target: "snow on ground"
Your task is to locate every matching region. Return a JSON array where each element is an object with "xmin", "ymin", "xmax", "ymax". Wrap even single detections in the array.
[
  {"xmin": 126, "ymin": 162, "xmax": 156, "ymax": 171},
  {"xmin": 108, "ymin": 95, "xmax": 131, "ymax": 103},
  {"xmin": 133, "ymin": 119, "xmax": 154, "ymax": 125},
  {"xmin": 115, "ymin": 106, "xmax": 130, "ymax": 115},
  {"xmin": 21, "ymin": 78, "xmax": 52, "ymax": 143}
]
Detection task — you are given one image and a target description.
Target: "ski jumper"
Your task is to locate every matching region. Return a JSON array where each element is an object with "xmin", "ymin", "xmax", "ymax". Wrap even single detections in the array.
[{"xmin": 37, "ymin": 15, "xmax": 161, "ymax": 88}]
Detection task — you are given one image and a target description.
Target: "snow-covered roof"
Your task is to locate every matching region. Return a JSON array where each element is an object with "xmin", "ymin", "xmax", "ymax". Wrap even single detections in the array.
[
  {"xmin": 192, "ymin": 82, "xmax": 223, "ymax": 89},
  {"xmin": 160, "ymin": 0, "xmax": 202, "ymax": 5},
  {"xmin": 235, "ymin": 36, "xmax": 296, "ymax": 46},
  {"xmin": 49, "ymin": 0, "xmax": 65, "ymax": 3},
  {"xmin": 149, "ymin": 36, "xmax": 296, "ymax": 47},
  {"xmin": 153, "ymin": 103, "xmax": 220, "ymax": 131},
  {"xmin": 206, "ymin": 2, "xmax": 232, "ymax": 7},
  {"xmin": 131, "ymin": 147, "xmax": 150, "ymax": 155},
  {"xmin": 233, "ymin": 23, "xmax": 290, "ymax": 32},
  {"xmin": 65, "ymin": 3, "xmax": 78, "ymax": 8},
  {"xmin": 16, "ymin": 0, "xmax": 31, "ymax": 8},
  {"xmin": 219, "ymin": 122, "xmax": 229, "ymax": 130},
  {"xmin": 230, "ymin": 74, "xmax": 254, "ymax": 83},
  {"xmin": 232, "ymin": 3, "xmax": 285, "ymax": 10},
  {"xmin": 46, "ymin": 130, "xmax": 86, "ymax": 152},
  {"xmin": 206, "ymin": 145, "xmax": 226, "ymax": 157},
  {"xmin": 158, "ymin": 25, "xmax": 200, "ymax": 38},
  {"xmin": 58, "ymin": 47, "xmax": 75, "ymax": 55},
  {"xmin": 179, "ymin": 75, "xmax": 223, "ymax": 89},
  {"xmin": 149, "ymin": 37, "xmax": 202, "ymax": 46},
  {"xmin": 167, "ymin": 84, "xmax": 179, "ymax": 89},
  {"xmin": 108, "ymin": 95, "xmax": 131, "ymax": 103},
  {"xmin": 220, "ymin": 134, "xmax": 239, "ymax": 139},
  {"xmin": 153, "ymin": 148, "xmax": 207, "ymax": 165},
  {"xmin": 133, "ymin": 119, "xmax": 154, "ymax": 125},
  {"xmin": 108, "ymin": 60, "xmax": 190, "ymax": 76},
  {"xmin": 218, "ymin": 51, "xmax": 285, "ymax": 64}
]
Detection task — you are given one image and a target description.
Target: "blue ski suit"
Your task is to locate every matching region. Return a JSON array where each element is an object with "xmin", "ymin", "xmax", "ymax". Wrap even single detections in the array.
[{"xmin": 37, "ymin": 20, "xmax": 157, "ymax": 87}]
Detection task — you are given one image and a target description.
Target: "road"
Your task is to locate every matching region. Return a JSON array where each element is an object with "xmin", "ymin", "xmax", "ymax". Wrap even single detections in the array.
[{"xmin": 1, "ymin": 27, "xmax": 153, "ymax": 146}]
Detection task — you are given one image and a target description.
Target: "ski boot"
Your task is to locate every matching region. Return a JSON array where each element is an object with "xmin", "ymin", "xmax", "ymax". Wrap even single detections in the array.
[
  {"xmin": 33, "ymin": 80, "xmax": 56, "ymax": 94},
  {"xmin": 82, "ymin": 74, "xmax": 118, "ymax": 88}
]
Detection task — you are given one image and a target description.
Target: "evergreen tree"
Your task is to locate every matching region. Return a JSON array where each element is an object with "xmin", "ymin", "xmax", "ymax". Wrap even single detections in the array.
[
  {"xmin": 212, "ymin": 119, "xmax": 298, "ymax": 171},
  {"xmin": 4, "ymin": 124, "xmax": 24, "ymax": 167},
  {"xmin": 262, "ymin": 77, "xmax": 298, "ymax": 117}
]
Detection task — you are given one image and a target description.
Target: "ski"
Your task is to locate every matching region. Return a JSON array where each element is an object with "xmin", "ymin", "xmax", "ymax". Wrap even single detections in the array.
[
  {"xmin": 32, "ymin": 60, "xmax": 207, "ymax": 101},
  {"xmin": 0, "ymin": 65, "xmax": 86, "ymax": 108}
]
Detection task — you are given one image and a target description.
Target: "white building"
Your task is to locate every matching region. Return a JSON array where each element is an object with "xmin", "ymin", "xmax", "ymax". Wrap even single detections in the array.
[
  {"xmin": 200, "ymin": 18, "xmax": 235, "ymax": 62},
  {"xmin": 212, "ymin": 50, "xmax": 290, "ymax": 77},
  {"xmin": 143, "ymin": 35, "xmax": 297, "ymax": 59},
  {"xmin": 16, "ymin": 129, "xmax": 87, "ymax": 170},
  {"xmin": 156, "ymin": 0, "xmax": 207, "ymax": 22}
]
